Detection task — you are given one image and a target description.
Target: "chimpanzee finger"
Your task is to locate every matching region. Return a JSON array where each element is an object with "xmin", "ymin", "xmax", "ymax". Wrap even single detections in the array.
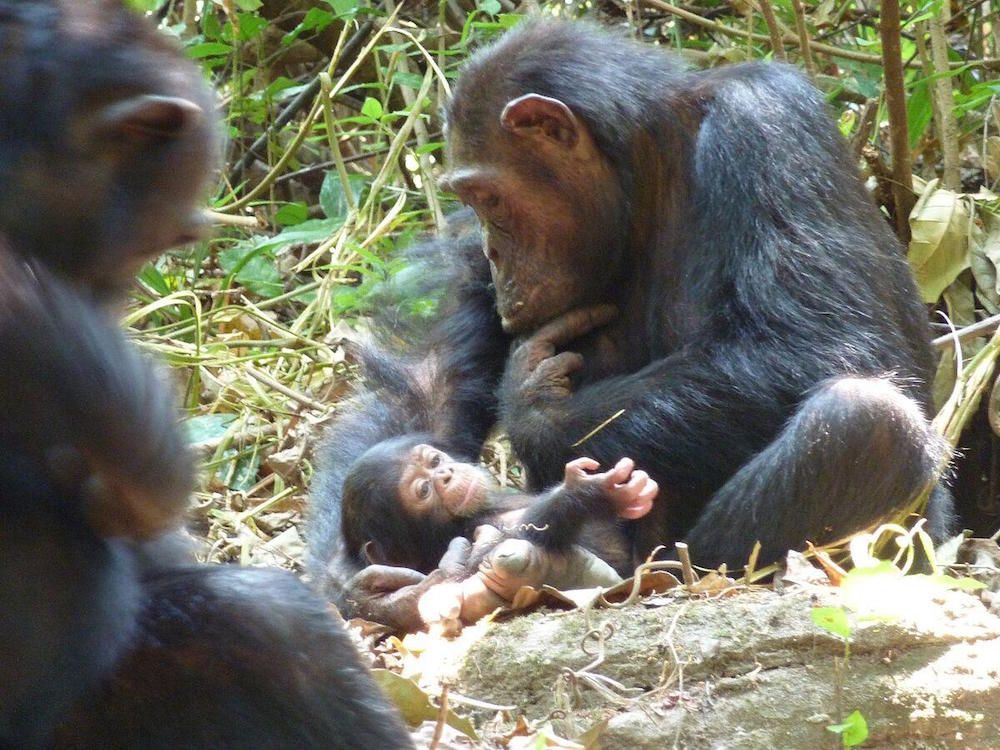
[
  {"xmin": 600, "ymin": 457, "xmax": 635, "ymax": 487},
  {"xmin": 534, "ymin": 351, "xmax": 585, "ymax": 380},
  {"xmin": 565, "ymin": 456, "xmax": 601, "ymax": 474},
  {"xmin": 349, "ymin": 564, "xmax": 427, "ymax": 594},
  {"xmin": 473, "ymin": 524, "xmax": 502, "ymax": 545},
  {"xmin": 531, "ymin": 304, "xmax": 618, "ymax": 348},
  {"xmin": 438, "ymin": 536, "xmax": 473, "ymax": 576},
  {"xmin": 509, "ymin": 336, "xmax": 556, "ymax": 374},
  {"xmin": 617, "ymin": 477, "xmax": 659, "ymax": 520},
  {"xmin": 618, "ymin": 468, "xmax": 651, "ymax": 493}
]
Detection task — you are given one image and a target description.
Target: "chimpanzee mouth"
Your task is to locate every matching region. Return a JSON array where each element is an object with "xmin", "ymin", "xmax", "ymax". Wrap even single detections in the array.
[
  {"xmin": 450, "ymin": 479, "xmax": 478, "ymax": 514},
  {"xmin": 497, "ymin": 298, "xmax": 527, "ymax": 331}
]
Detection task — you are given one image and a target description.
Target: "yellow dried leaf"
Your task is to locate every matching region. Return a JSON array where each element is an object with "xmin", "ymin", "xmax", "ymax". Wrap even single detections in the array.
[{"xmin": 908, "ymin": 180, "xmax": 971, "ymax": 303}]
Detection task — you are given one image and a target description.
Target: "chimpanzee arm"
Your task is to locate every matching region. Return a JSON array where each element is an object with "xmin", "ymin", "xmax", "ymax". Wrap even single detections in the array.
[
  {"xmin": 512, "ymin": 457, "xmax": 656, "ymax": 551},
  {"xmin": 502, "ymin": 349, "xmax": 765, "ymax": 505}
]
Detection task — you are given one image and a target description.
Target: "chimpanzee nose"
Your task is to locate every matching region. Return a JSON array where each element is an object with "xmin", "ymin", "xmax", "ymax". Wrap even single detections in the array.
[{"xmin": 435, "ymin": 466, "xmax": 452, "ymax": 485}]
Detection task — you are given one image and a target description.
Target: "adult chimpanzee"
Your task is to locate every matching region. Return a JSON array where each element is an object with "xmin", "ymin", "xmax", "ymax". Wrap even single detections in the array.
[
  {"xmin": 310, "ymin": 17, "xmax": 953, "ymax": 629},
  {"xmin": 0, "ymin": 2, "xmax": 413, "ymax": 747}
]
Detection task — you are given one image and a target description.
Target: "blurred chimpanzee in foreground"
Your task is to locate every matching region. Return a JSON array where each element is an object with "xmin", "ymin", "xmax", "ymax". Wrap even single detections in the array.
[
  {"xmin": 0, "ymin": 2, "xmax": 413, "ymax": 747},
  {"xmin": 309, "ymin": 18, "xmax": 953, "ymax": 631}
]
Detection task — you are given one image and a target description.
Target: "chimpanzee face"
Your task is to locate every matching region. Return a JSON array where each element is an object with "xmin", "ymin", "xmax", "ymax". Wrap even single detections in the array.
[
  {"xmin": 442, "ymin": 94, "xmax": 623, "ymax": 335},
  {"xmin": 396, "ymin": 444, "xmax": 491, "ymax": 519}
]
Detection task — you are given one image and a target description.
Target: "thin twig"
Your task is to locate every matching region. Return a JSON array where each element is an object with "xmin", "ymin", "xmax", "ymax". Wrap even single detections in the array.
[
  {"xmin": 879, "ymin": 0, "xmax": 915, "ymax": 242},
  {"xmin": 641, "ymin": 0, "xmax": 1000, "ymax": 70},
  {"xmin": 244, "ymin": 365, "xmax": 327, "ymax": 412},
  {"xmin": 428, "ymin": 683, "xmax": 449, "ymax": 750},
  {"xmin": 849, "ymin": 98, "xmax": 878, "ymax": 160},
  {"xmin": 675, "ymin": 542, "xmax": 698, "ymax": 587},
  {"xmin": 756, "ymin": 0, "xmax": 786, "ymax": 60},
  {"xmin": 227, "ymin": 21, "xmax": 375, "ymax": 186},
  {"xmin": 572, "ymin": 409, "xmax": 626, "ymax": 447},
  {"xmin": 789, "ymin": 0, "xmax": 816, "ymax": 78},
  {"xmin": 202, "ymin": 209, "xmax": 259, "ymax": 228},
  {"xmin": 932, "ymin": 313, "xmax": 1000, "ymax": 348},
  {"xmin": 927, "ymin": 12, "xmax": 962, "ymax": 189}
]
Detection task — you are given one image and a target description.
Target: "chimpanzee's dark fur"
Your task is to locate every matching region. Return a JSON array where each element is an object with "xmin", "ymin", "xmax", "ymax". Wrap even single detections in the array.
[
  {"xmin": 0, "ymin": 2, "xmax": 414, "ymax": 747},
  {"xmin": 308, "ymin": 211, "xmax": 511, "ymax": 603},
  {"xmin": 308, "ymin": 19, "xmax": 953, "ymax": 627}
]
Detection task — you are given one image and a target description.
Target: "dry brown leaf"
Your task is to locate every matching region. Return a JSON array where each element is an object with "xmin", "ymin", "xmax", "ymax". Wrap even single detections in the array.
[{"xmin": 908, "ymin": 179, "xmax": 972, "ymax": 303}]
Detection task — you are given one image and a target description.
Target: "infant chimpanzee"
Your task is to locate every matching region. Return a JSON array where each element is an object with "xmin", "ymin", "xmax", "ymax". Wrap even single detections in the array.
[{"xmin": 342, "ymin": 433, "xmax": 658, "ymax": 625}]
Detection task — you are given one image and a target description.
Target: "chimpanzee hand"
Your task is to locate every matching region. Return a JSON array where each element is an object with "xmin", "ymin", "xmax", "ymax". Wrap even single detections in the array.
[
  {"xmin": 343, "ymin": 565, "xmax": 431, "ymax": 631},
  {"xmin": 503, "ymin": 304, "xmax": 618, "ymax": 406},
  {"xmin": 564, "ymin": 456, "xmax": 658, "ymax": 520},
  {"xmin": 346, "ymin": 538, "xmax": 475, "ymax": 632},
  {"xmin": 419, "ymin": 530, "xmax": 507, "ymax": 634}
]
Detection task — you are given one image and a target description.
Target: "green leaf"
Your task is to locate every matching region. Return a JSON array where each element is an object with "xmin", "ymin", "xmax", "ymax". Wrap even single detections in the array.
[
  {"xmin": 275, "ymin": 202, "xmax": 310, "ymax": 226},
  {"xmin": 415, "ymin": 141, "xmax": 444, "ymax": 155},
  {"xmin": 218, "ymin": 245, "xmax": 284, "ymax": 297},
  {"xmin": 326, "ymin": 0, "xmax": 362, "ymax": 18},
  {"xmin": 186, "ymin": 42, "xmax": 234, "ymax": 59},
  {"xmin": 183, "ymin": 413, "xmax": 237, "ymax": 444},
  {"xmin": 906, "ymin": 79, "xmax": 933, "ymax": 150},
  {"xmin": 811, "ymin": 606, "xmax": 852, "ymax": 640},
  {"xmin": 229, "ymin": 452, "xmax": 261, "ymax": 493},
  {"xmin": 478, "ymin": 0, "xmax": 502, "ymax": 15},
  {"xmin": 203, "ymin": 10, "xmax": 222, "ymax": 40},
  {"xmin": 393, "ymin": 71, "xmax": 426, "ymax": 89},
  {"xmin": 235, "ymin": 13, "xmax": 268, "ymax": 41},
  {"xmin": 254, "ymin": 218, "xmax": 342, "ymax": 253},
  {"xmin": 233, "ymin": 0, "xmax": 263, "ymax": 9},
  {"xmin": 137, "ymin": 263, "xmax": 171, "ymax": 296},
  {"xmin": 361, "ymin": 96, "xmax": 384, "ymax": 122},
  {"xmin": 842, "ymin": 559, "xmax": 900, "ymax": 581},
  {"xmin": 283, "ymin": 7, "xmax": 335, "ymax": 45},
  {"xmin": 319, "ymin": 172, "xmax": 365, "ymax": 220},
  {"xmin": 499, "ymin": 13, "xmax": 524, "ymax": 29},
  {"xmin": 259, "ymin": 76, "xmax": 301, "ymax": 102},
  {"xmin": 126, "ymin": 0, "xmax": 161, "ymax": 10},
  {"xmin": 827, "ymin": 710, "xmax": 869, "ymax": 747},
  {"xmin": 301, "ymin": 6, "xmax": 336, "ymax": 30},
  {"xmin": 371, "ymin": 670, "xmax": 478, "ymax": 740},
  {"xmin": 921, "ymin": 573, "xmax": 987, "ymax": 591}
]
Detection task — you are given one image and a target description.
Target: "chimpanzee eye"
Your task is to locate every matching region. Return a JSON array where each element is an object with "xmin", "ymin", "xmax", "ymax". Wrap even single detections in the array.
[
  {"xmin": 418, "ymin": 481, "xmax": 431, "ymax": 500},
  {"xmin": 429, "ymin": 453, "xmax": 441, "ymax": 468}
]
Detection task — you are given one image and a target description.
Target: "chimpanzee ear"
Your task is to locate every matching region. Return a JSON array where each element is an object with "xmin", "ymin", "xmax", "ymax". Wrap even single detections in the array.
[
  {"xmin": 500, "ymin": 94, "xmax": 580, "ymax": 149},
  {"xmin": 89, "ymin": 94, "xmax": 204, "ymax": 143},
  {"xmin": 363, "ymin": 540, "xmax": 387, "ymax": 565}
]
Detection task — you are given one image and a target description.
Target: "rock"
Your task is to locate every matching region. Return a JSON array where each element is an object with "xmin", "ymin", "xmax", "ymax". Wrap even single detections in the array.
[{"xmin": 451, "ymin": 585, "xmax": 1000, "ymax": 748}]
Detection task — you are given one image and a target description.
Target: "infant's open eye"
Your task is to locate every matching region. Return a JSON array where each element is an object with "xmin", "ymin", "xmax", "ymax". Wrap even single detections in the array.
[
  {"xmin": 418, "ymin": 481, "xmax": 431, "ymax": 500},
  {"xmin": 429, "ymin": 453, "xmax": 441, "ymax": 468}
]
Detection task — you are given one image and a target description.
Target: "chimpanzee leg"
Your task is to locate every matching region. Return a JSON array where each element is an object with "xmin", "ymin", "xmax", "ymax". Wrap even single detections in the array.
[{"xmin": 685, "ymin": 377, "xmax": 953, "ymax": 569}]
